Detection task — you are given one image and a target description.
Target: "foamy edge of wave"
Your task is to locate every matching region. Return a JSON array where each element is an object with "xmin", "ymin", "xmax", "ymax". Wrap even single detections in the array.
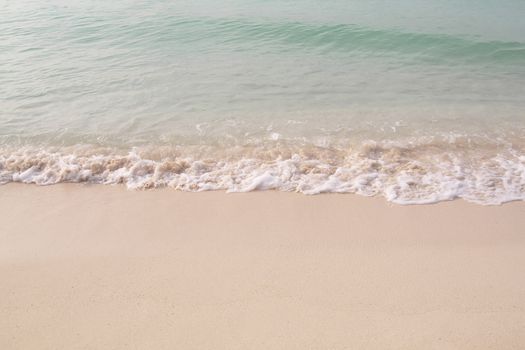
[{"xmin": 1, "ymin": 144, "xmax": 524, "ymax": 205}]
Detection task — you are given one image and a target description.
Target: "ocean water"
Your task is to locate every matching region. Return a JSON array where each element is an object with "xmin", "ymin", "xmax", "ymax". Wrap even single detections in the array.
[{"xmin": 1, "ymin": 0, "xmax": 525, "ymax": 204}]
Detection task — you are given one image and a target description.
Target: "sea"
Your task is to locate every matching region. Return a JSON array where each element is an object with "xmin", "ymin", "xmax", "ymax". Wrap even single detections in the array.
[{"xmin": 1, "ymin": 0, "xmax": 524, "ymax": 204}]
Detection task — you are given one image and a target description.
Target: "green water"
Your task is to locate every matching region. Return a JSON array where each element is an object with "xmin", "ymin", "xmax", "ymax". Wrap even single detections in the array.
[{"xmin": 1, "ymin": 0, "xmax": 524, "ymax": 203}]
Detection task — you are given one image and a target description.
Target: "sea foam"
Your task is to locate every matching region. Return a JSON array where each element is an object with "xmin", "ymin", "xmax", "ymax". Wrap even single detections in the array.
[{"xmin": 1, "ymin": 138, "xmax": 523, "ymax": 205}]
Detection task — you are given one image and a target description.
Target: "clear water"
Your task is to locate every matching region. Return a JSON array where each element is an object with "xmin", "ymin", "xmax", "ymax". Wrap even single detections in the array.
[{"xmin": 1, "ymin": 0, "xmax": 525, "ymax": 203}]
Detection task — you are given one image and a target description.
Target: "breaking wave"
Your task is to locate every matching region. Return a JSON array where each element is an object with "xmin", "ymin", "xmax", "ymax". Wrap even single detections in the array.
[{"xmin": 1, "ymin": 137, "xmax": 524, "ymax": 205}]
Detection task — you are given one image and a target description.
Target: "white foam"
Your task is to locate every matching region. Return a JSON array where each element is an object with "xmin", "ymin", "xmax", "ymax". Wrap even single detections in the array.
[{"xmin": 0, "ymin": 141, "xmax": 524, "ymax": 205}]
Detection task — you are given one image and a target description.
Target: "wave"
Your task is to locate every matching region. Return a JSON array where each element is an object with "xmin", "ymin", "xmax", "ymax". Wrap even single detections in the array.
[
  {"xmin": 122, "ymin": 16, "xmax": 525, "ymax": 65},
  {"xmin": 49, "ymin": 13, "xmax": 525, "ymax": 65},
  {"xmin": 1, "ymin": 139, "xmax": 524, "ymax": 205}
]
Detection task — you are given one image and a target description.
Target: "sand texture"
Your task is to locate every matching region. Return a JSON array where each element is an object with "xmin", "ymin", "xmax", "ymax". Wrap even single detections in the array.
[{"xmin": 1, "ymin": 184, "xmax": 525, "ymax": 349}]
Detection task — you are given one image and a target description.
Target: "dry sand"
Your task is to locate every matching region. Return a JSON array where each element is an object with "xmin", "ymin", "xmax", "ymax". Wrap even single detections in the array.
[{"xmin": 1, "ymin": 183, "xmax": 524, "ymax": 349}]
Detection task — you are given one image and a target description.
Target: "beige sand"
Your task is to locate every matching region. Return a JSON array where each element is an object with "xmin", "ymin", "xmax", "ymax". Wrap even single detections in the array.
[{"xmin": 1, "ymin": 183, "xmax": 524, "ymax": 349}]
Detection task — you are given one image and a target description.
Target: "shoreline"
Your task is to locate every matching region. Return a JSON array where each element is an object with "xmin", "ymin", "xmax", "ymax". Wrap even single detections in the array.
[
  {"xmin": 1, "ymin": 182, "xmax": 525, "ymax": 206},
  {"xmin": 1, "ymin": 183, "xmax": 525, "ymax": 349},
  {"xmin": 2, "ymin": 136, "xmax": 524, "ymax": 205}
]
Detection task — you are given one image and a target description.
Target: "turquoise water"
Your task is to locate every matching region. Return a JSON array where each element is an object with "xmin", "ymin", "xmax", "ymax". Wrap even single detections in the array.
[{"xmin": 1, "ymin": 0, "xmax": 524, "ymax": 203}]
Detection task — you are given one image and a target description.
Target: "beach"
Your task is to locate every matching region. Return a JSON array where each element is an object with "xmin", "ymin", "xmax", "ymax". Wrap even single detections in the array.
[
  {"xmin": 1, "ymin": 184, "xmax": 524, "ymax": 349},
  {"xmin": 2, "ymin": 0, "xmax": 525, "ymax": 348}
]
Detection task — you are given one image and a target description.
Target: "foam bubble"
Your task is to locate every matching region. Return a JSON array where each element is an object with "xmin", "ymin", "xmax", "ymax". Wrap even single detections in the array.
[{"xmin": 0, "ymin": 138, "xmax": 524, "ymax": 205}]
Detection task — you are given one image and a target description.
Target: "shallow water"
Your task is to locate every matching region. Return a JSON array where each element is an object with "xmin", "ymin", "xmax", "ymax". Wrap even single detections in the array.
[{"xmin": 1, "ymin": 0, "xmax": 524, "ymax": 203}]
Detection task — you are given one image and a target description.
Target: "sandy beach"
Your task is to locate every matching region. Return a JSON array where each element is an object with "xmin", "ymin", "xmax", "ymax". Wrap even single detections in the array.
[
  {"xmin": 1, "ymin": 184, "xmax": 524, "ymax": 349},
  {"xmin": 2, "ymin": 0, "xmax": 525, "ymax": 348}
]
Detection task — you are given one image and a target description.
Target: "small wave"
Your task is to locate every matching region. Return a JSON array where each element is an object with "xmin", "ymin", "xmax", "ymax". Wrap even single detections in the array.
[
  {"xmin": 132, "ymin": 16, "xmax": 525, "ymax": 65},
  {"xmin": 1, "ymin": 139, "xmax": 524, "ymax": 205}
]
